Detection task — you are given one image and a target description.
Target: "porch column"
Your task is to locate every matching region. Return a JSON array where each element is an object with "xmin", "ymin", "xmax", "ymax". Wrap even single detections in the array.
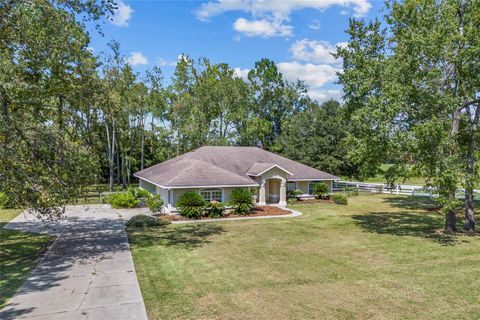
[
  {"xmin": 279, "ymin": 180, "xmax": 287, "ymax": 206},
  {"xmin": 259, "ymin": 181, "xmax": 266, "ymax": 205}
]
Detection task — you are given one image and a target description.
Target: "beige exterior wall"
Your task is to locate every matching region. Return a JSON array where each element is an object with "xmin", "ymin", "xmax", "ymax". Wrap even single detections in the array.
[
  {"xmin": 171, "ymin": 187, "xmax": 255, "ymax": 211},
  {"xmin": 139, "ymin": 179, "xmax": 157, "ymax": 194},
  {"xmin": 288, "ymin": 180, "xmax": 334, "ymax": 195}
]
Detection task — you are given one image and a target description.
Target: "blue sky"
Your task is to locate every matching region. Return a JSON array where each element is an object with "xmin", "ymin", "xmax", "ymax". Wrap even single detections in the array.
[{"xmin": 89, "ymin": 0, "xmax": 385, "ymax": 102}]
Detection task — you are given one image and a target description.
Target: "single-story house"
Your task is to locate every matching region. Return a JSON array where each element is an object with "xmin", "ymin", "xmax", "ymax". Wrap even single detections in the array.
[{"xmin": 134, "ymin": 146, "xmax": 339, "ymax": 213}]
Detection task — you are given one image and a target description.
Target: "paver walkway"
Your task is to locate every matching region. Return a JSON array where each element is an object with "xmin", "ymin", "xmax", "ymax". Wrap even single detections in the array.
[{"xmin": 0, "ymin": 205, "xmax": 149, "ymax": 320}]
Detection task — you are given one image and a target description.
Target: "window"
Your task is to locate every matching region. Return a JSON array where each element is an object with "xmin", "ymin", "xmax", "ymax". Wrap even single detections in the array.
[
  {"xmin": 199, "ymin": 189, "xmax": 222, "ymax": 202},
  {"xmin": 308, "ymin": 181, "xmax": 325, "ymax": 195},
  {"xmin": 287, "ymin": 182, "xmax": 297, "ymax": 192}
]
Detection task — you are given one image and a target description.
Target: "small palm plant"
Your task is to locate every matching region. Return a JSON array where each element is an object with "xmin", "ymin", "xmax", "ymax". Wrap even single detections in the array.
[
  {"xmin": 177, "ymin": 191, "xmax": 206, "ymax": 219},
  {"xmin": 230, "ymin": 188, "xmax": 253, "ymax": 215},
  {"xmin": 205, "ymin": 201, "xmax": 225, "ymax": 218},
  {"xmin": 312, "ymin": 183, "xmax": 329, "ymax": 199}
]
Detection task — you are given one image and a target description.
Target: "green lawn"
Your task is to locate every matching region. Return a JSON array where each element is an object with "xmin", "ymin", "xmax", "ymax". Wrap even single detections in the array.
[
  {"xmin": 128, "ymin": 194, "xmax": 480, "ymax": 320},
  {"xmin": 0, "ymin": 209, "xmax": 54, "ymax": 308}
]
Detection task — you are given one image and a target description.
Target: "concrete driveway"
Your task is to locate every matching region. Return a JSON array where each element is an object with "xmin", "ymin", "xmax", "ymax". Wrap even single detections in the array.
[{"xmin": 0, "ymin": 205, "xmax": 150, "ymax": 320}]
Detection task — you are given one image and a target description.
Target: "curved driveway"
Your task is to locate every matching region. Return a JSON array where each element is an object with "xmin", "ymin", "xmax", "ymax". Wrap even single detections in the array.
[{"xmin": 0, "ymin": 205, "xmax": 149, "ymax": 320}]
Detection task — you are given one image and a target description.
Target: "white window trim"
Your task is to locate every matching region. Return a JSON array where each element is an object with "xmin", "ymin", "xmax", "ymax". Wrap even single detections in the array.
[{"xmin": 198, "ymin": 188, "xmax": 224, "ymax": 202}]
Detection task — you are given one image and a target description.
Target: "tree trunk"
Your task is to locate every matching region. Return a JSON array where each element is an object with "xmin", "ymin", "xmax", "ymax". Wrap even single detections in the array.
[
  {"xmin": 105, "ymin": 117, "xmax": 115, "ymax": 192},
  {"xmin": 464, "ymin": 192, "xmax": 475, "ymax": 231},
  {"xmin": 121, "ymin": 152, "xmax": 127, "ymax": 190},
  {"xmin": 115, "ymin": 137, "xmax": 121, "ymax": 185},
  {"xmin": 445, "ymin": 209, "xmax": 457, "ymax": 232},
  {"xmin": 140, "ymin": 116, "xmax": 145, "ymax": 170},
  {"xmin": 464, "ymin": 104, "xmax": 479, "ymax": 231}
]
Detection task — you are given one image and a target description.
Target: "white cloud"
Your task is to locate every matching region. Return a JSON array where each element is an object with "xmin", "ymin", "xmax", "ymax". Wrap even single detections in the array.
[
  {"xmin": 233, "ymin": 18, "xmax": 292, "ymax": 37},
  {"xmin": 307, "ymin": 89, "xmax": 342, "ymax": 102},
  {"xmin": 156, "ymin": 58, "xmax": 177, "ymax": 67},
  {"xmin": 126, "ymin": 52, "xmax": 148, "ymax": 66},
  {"xmin": 290, "ymin": 39, "xmax": 347, "ymax": 64},
  {"xmin": 277, "ymin": 62, "xmax": 338, "ymax": 88},
  {"xmin": 309, "ymin": 19, "xmax": 321, "ymax": 30},
  {"xmin": 195, "ymin": 0, "xmax": 370, "ymax": 38},
  {"xmin": 233, "ymin": 67, "xmax": 250, "ymax": 80},
  {"xmin": 111, "ymin": 1, "xmax": 133, "ymax": 27},
  {"xmin": 195, "ymin": 0, "xmax": 371, "ymax": 21}
]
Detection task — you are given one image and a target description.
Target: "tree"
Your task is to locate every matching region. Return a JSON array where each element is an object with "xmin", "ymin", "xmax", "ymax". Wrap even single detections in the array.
[
  {"xmin": 0, "ymin": 0, "xmax": 114, "ymax": 216},
  {"xmin": 276, "ymin": 100, "xmax": 358, "ymax": 176},
  {"xmin": 336, "ymin": 0, "xmax": 480, "ymax": 231},
  {"xmin": 246, "ymin": 58, "xmax": 310, "ymax": 148}
]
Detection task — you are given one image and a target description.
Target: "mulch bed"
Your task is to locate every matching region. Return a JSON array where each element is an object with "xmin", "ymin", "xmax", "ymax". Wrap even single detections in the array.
[
  {"xmin": 156, "ymin": 205, "xmax": 291, "ymax": 222},
  {"xmin": 293, "ymin": 198, "xmax": 334, "ymax": 205}
]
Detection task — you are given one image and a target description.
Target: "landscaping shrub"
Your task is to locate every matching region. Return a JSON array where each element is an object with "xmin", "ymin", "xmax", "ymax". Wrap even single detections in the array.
[
  {"xmin": 288, "ymin": 189, "xmax": 303, "ymax": 199},
  {"xmin": 127, "ymin": 187, "xmax": 151, "ymax": 199},
  {"xmin": 126, "ymin": 214, "xmax": 170, "ymax": 228},
  {"xmin": 205, "ymin": 201, "xmax": 225, "ymax": 218},
  {"xmin": 0, "ymin": 192, "xmax": 9, "ymax": 209},
  {"xmin": 312, "ymin": 183, "xmax": 329, "ymax": 199},
  {"xmin": 230, "ymin": 188, "xmax": 253, "ymax": 215},
  {"xmin": 177, "ymin": 191, "xmax": 206, "ymax": 219},
  {"xmin": 107, "ymin": 193, "xmax": 140, "ymax": 208},
  {"xmin": 331, "ymin": 193, "xmax": 348, "ymax": 205},
  {"xmin": 146, "ymin": 195, "xmax": 164, "ymax": 213}
]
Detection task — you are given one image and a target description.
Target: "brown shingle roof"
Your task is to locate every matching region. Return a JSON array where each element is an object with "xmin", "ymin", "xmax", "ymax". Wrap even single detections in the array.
[
  {"xmin": 247, "ymin": 162, "xmax": 292, "ymax": 176},
  {"xmin": 134, "ymin": 146, "xmax": 338, "ymax": 188}
]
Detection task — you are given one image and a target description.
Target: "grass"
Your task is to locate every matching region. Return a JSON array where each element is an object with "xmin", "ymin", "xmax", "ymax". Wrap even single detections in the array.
[
  {"xmin": 0, "ymin": 209, "xmax": 54, "ymax": 308},
  {"xmin": 128, "ymin": 194, "xmax": 480, "ymax": 320}
]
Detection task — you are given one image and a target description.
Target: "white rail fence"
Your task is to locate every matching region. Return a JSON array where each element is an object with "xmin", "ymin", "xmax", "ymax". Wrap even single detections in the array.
[{"xmin": 333, "ymin": 181, "xmax": 480, "ymax": 199}]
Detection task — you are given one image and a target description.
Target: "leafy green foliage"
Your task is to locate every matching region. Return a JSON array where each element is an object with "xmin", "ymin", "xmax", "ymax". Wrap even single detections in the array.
[
  {"xmin": 126, "ymin": 215, "xmax": 170, "ymax": 228},
  {"xmin": 287, "ymin": 189, "xmax": 303, "ymax": 199},
  {"xmin": 331, "ymin": 193, "xmax": 348, "ymax": 205},
  {"xmin": 107, "ymin": 193, "xmax": 140, "ymax": 209},
  {"xmin": 0, "ymin": 193, "xmax": 9, "ymax": 209},
  {"xmin": 335, "ymin": 1, "xmax": 480, "ymax": 230},
  {"xmin": 312, "ymin": 183, "xmax": 329, "ymax": 199},
  {"xmin": 177, "ymin": 191, "xmax": 206, "ymax": 219},
  {"xmin": 230, "ymin": 188, "xmax": 253, "ymax": 215},
  {"xmin": 128, "ymin": 187, "xmax": 151, "ymax": 199},
  {"xmin": 205, "ymin": 201, "xmax": 225, "ymax": 218},
  {"xmin": 276, "ymin": 100, "xmax": 358, "ymax": 177},
  {"xmin": 146, "ymin": 195, "xmax": 164, "ymax": 213}
]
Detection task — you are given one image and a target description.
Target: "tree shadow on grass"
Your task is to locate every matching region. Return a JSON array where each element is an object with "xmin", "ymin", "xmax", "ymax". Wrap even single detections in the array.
[
  {"xmin": 0, "ymin": 223, "xmax": 54, "ymax": 308},
  {"xmin": 128, "ymin": 223, "xmax": 226, "ymax": 250},
  {"xmin": 351, "ymin": 212, "xmax": 461, "ymax": 246},
  {"xmin": 381, "ymin": 196, "xmax": 440, "ymax": 211}
]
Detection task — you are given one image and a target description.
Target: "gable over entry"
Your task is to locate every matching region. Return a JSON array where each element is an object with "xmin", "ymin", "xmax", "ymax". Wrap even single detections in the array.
[{"xmin": 248, "ymin": 164, "xmax": 290, "ymax": 206}]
